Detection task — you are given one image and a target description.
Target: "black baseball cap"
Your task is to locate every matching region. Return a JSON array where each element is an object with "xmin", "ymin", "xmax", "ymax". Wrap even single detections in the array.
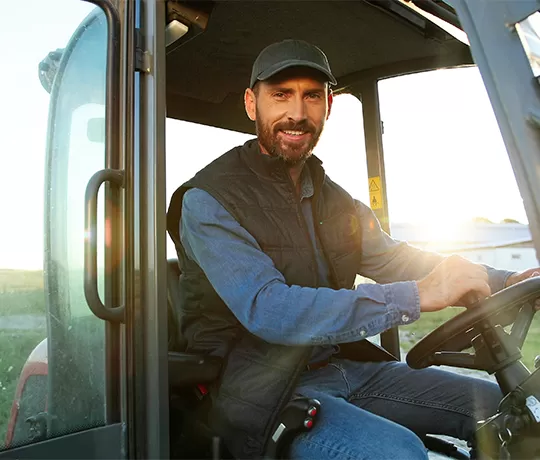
[{"xmin": 250, "ymin": 39, "xmax": 337, "ymax": 88}]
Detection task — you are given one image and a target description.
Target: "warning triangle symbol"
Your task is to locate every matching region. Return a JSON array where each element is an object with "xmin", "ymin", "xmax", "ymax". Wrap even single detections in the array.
[{"xmin": 369, "ymin": 180, "xmax": 380, "ymax": 192}]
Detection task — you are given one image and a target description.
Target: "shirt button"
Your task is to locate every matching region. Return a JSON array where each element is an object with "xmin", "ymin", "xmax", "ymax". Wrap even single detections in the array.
[
  {"xmin": 359, "ymin": 329, "xmax": 366, "ymax": 336},
  {"xmin": 401, "ymin": 314, "xmax": 410, "ymax": 323}
]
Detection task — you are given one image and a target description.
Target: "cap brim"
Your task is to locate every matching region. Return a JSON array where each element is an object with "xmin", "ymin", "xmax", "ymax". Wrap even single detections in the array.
[{"xmin": 253, "ymin": 59, "xmax": 337, "ymax": 87}]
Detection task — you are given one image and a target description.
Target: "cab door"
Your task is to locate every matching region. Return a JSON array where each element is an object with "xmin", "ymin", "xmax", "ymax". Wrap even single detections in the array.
[
  {"xmin": 0, "ymin": 0, "xmax": 127, "ymax": 457},
  {"xmin": 452, "ymin": 0, "xmax": 540, "ymax": 261}
]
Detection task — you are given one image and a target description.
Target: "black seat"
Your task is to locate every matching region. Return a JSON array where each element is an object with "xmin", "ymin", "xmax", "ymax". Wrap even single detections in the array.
[
  {"xmin": 167, "ymin": 259, "xmax": 225, "ymax": 459},
  {"xmin": 167, "ymin": 258, "xmax": 183, "ymax": 350},
  {"xmin": 165, "ymin": 258, "xmax": 322, "ymax": 459},
  {"xmin": 167, "ymin": 258, "xmax": 222, "ymax": 387}
]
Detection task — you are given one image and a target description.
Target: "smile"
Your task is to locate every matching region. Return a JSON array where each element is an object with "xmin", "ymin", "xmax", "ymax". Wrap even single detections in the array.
[
  {"xmin": 282, "ymin": 130, "xmax": 305, "ymax": 136},
  {"xmin": 279, "ymin": 130, "xmax": 311, "ymax": 141}
]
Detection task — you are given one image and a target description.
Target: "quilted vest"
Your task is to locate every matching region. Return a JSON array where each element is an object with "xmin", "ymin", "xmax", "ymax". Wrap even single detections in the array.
[{"xmin": 167, "ymin": 139, "xmax": 364, "ymax": 457}]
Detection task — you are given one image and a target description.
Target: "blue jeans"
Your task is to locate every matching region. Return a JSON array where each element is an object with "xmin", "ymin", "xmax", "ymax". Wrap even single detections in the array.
[{"xmin": 289, "ymin": 358, "xmax": 502, "ymax": 460}]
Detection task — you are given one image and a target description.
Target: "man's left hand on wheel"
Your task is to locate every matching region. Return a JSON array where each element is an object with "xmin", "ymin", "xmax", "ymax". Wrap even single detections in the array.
[{"xmin": 505, "ymin": 268, "xmax": 540, "ymax": 310}]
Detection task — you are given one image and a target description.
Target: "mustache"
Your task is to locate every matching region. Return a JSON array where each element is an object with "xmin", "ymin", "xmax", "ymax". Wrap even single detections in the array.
[{"xmin": 275, "ymin": 121, "xmax": 315, "ymax": 133}]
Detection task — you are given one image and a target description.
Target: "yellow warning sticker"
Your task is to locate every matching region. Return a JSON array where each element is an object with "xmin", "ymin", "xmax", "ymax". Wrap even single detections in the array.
[{"xmin": 368, "ymin": 176, "xmax": 383, "ymax": 210}]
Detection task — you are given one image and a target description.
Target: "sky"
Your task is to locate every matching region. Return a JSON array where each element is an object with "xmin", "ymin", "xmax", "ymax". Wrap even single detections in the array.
[{"xmin": 0, "ymin": 0, "xmax": 532, "ymax": 269}]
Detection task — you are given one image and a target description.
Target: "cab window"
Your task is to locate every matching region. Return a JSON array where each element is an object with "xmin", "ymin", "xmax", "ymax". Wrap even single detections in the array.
[
  {"xmin": 0, "ymin": 0, "xmax": 109, "ymax": 449},
  {"xmin": 378, "ymin": 67, "xmax": 539, "ymax": 370}
]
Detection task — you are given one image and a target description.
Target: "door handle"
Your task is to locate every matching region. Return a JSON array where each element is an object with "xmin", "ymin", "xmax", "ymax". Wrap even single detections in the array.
[{"xmin": 84, "ymin": 168, "xmax": 124, "ymax": 322}]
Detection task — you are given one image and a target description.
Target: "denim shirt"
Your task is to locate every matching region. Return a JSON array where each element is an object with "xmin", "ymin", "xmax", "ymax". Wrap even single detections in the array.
[{"xmin": 179, "ymin": 169, "xmax": 513, "ymax": 348}]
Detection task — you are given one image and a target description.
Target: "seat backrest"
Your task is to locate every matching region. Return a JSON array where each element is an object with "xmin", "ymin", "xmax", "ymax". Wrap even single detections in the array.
[
  {"xmin": 166, "ymin": 258, "xmax": 223, "ymax": 388},
  {"xmin": 167, "ymin": 258, "xmax": 186, "ymax": 351}
]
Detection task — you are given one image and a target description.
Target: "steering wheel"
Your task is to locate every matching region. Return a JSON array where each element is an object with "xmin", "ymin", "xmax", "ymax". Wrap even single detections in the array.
[{"xmin": 406, "ymin": 277, "xmax": 540, "ymax": 375}]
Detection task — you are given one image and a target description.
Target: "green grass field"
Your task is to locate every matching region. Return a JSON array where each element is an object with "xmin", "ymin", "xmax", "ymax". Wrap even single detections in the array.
[{"xmin": 0, "ymin": 270, "xmax": 43, "ymax": 291}]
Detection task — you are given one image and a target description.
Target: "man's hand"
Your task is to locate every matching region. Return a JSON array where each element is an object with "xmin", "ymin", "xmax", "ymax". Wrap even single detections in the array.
[
  {"xmin": 505, "ymin": 268, "xmax": 540, "ymax": 288},
  {"xmin": 417, "ymin": 255, "xmax": 491, "ymax": 313},
  {"xmin": 505, "ymin": 268, "xmax": 540, "ymax": 310}
]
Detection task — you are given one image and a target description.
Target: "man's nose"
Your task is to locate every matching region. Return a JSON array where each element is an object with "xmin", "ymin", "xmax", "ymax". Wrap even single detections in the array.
[{"xmin": 287, "ymin": 96, "xmax": 307, "ymax": 122}]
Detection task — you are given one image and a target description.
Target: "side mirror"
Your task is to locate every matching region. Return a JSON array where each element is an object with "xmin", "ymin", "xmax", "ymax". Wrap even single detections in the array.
[{"xmin": 38, "ymin": 48, "xmax": 64, "ymax": 94}]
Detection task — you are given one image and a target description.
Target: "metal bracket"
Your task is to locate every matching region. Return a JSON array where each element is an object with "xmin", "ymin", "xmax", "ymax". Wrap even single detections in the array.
[
  {"xmin": 26, "ymin": 412, "xmax": 55, "ymax": 442},
  {"xmin": 135, "ymin": 28, "xmax": 151, "ymax": 73}
]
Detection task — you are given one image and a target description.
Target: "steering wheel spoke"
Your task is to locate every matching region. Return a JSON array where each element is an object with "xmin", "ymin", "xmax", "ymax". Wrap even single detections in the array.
[
  {"xmin": 431, "ymin": 351, "xmax": 480, "ymax": 370},
  {"xmin": 510, "ymin": 302, "xmax": 535, "ymax": 348}
]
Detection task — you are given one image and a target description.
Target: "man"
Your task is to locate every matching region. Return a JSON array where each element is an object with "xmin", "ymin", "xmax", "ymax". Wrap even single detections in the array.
[{"xmin": 167, "ymin": 39, "xmax": 539, "ymax": 459}]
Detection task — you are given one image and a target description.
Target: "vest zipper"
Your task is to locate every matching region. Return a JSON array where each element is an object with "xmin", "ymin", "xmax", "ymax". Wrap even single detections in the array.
[
  {"xmin": 312, "ymin": 191, "xmax": 341, "ymax": 289},
  {"xmin": 283, "ymin": 167, "xmax": 320, "ymax": 286}
]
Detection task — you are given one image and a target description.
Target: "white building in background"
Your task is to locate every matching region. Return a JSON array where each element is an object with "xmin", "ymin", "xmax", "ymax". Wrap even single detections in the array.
[{"xmin": 390, "ymin": 223, "xmax": 538, "ymax": 272}]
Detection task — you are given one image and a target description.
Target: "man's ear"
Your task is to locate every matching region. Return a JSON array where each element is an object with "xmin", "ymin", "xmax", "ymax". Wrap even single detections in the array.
[
  {"xmin": 326, "ymin": 90, "xmax": 334, "ymax": 120},
  {"xmin": 245, "ymin": 88, "xmax": 256, "ymax": 121}
]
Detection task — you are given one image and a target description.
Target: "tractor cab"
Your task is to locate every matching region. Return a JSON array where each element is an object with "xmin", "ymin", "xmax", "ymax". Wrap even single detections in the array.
[{"xmin": 0, "ymin": 1, "xmax": 539, "ymax": 459}]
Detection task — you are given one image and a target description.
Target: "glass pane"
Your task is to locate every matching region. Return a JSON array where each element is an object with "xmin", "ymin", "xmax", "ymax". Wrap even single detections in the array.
[
  {"xmin": 378, "ymin": 67, "xmax": 538, "ymax": 370},
  {"xmin": 0, "ymin": 0, "xmax": 109, "ymax": 449},
  {"xmin": 313, "ymin": 94, "xmax": 368, "ymax": 203}
]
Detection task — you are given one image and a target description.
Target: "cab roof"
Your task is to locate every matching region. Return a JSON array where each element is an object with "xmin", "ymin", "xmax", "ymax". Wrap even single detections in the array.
[{"xmin": 165, "ymin": 0, "xmax": 472, "ymax": 133}]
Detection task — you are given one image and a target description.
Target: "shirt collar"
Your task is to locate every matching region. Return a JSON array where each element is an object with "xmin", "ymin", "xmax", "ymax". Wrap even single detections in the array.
[
  {"xmin": 299, "ymin": 166, "xmax": 315, "ymax": 200},
  {"xmin": 241, "ymin": 139, "xmax": 325, "ymax": 188}
]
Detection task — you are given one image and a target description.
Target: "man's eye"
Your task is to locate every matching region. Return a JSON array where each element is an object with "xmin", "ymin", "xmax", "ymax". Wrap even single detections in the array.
[
  {"xmin": 273, "ymin": 92, "xmax": 286, "ymax": 98},
  {"xmin": 307, "ymin": 93, "xmax": 322, "ymax": 99}
]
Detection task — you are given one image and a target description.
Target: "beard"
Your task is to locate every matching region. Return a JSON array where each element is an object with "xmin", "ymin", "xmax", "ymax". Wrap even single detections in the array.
[{"xmin": 255, "ymin": 108, "xmax": 324, "ymax": 166}]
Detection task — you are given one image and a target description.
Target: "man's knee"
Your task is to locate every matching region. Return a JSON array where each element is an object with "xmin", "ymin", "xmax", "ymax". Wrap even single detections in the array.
[
  {"xmin": 376, "ymin": 429, "xmax": 428, "ymax": 460},
  {"xmin": 291, "ymin": 424, "xmax": 428, "ymax": 460}
]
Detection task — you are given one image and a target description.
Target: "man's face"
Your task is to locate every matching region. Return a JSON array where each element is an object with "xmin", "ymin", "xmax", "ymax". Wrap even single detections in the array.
[{"xmin": 245, "ymin": 69, "xmax": 333, "ymax": 166}]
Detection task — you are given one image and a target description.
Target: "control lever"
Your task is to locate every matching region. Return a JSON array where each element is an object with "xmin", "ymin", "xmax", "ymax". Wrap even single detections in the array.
[{"xmin": 264, "ymin": 397, "xmax": 321, "ymax": 459}]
